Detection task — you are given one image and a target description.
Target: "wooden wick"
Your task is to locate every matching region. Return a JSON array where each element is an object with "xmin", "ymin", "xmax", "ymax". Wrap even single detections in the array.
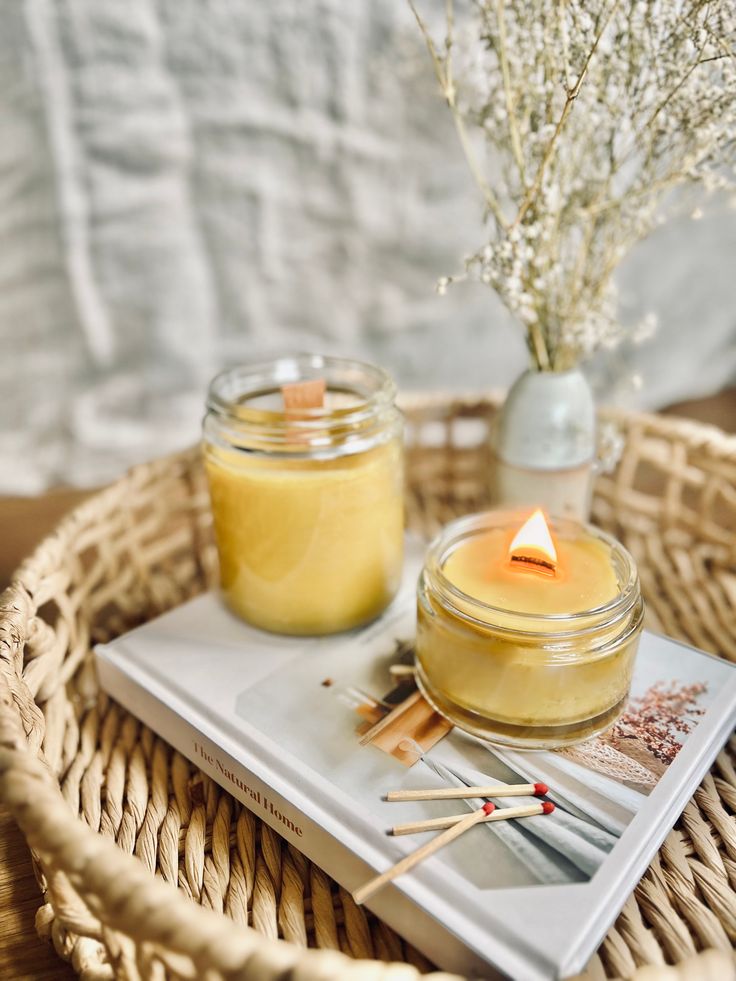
[
  {"xmin": 391, "ymin": 801, "xmax": 554, "ymax": 836},
  {"xmin": 385, "ymin": 781, "xmax": 548, "ymax": 802},
  {"xmin": 509, "ymin": 552, "xmax": 556, "ymax": 576},
  {"xmin": 352, "ymin": 802, "xmax": 495, "ymax": 906},
  {"xmin": 281, "ymin": 379, "xmax": 326, "ymax": 410}
]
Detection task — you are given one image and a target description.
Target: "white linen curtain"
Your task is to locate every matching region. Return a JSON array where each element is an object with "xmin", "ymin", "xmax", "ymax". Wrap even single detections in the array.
[{"xmin": 1, "ymin": 0, "xmax": 734, "ymax": 492}]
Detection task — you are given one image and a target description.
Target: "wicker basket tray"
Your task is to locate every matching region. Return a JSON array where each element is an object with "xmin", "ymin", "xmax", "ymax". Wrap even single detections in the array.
[{"xmin": 1, "ymin": 396, "xmax": 735, "ymax": 981}]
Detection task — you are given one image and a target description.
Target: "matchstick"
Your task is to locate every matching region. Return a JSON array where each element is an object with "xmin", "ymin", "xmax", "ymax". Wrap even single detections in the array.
[
  {"xmin": 353, "ymin": 802, "xmax": 496, "ymax": 906},
  {"xmin": 385, "ymin": 782, "xmax": 548, "ymax": 802},
  {"xmin": 390, "ymin": 801, "xmax": 555, "ymax": 836}
]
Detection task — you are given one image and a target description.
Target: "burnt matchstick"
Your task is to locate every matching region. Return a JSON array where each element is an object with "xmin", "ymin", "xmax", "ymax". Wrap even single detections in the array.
[
  {"xmin": 385, "ymin": 782, "xmax": 548, "ymax": 802},
  {"xmin": 390, "ymin": 801, "xmax": 555, "ymax": 836},
  {"xmin": 353, "ymin": 802, "xmax": 497, "ymax": 906}
]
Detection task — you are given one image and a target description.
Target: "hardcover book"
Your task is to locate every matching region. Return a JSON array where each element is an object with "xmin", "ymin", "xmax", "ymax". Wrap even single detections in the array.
[{"xmin": 95, "ymin": 543, "xmax": 736, "ymax": 980}]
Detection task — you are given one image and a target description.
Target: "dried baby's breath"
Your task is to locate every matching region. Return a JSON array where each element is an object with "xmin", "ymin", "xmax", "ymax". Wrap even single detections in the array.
[{"xmin": 411, "ymin": 0, "xmax": 736, "ymax": 369}]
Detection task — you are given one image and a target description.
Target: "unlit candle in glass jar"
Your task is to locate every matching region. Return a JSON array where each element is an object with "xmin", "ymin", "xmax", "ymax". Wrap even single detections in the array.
[{"xmin": 203, "ymin": 357, "xmax": 404, "ymax": 635}]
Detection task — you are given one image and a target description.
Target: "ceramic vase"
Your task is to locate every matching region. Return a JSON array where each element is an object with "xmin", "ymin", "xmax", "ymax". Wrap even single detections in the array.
[{"xmin": 492, "ymin": 368, "xmax": 595, "ymax": 520}]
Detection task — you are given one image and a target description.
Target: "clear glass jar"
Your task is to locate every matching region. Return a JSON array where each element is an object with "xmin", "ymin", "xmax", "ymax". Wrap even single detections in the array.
[
  {"xmin": 415, "ymin": 511, "xmax": 644, "ymax": 749},
  {"xmin": 202, "ymin": 355, "xmax": 404, "ymax": 635}
]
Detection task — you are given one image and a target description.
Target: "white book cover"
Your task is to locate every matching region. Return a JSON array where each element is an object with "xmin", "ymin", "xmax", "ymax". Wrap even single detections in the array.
[{"xmin": 95, "ymin": 543, "xmax": 736, "ymax": 981}]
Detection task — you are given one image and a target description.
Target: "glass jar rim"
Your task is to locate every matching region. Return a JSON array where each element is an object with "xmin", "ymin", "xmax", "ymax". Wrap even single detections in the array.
[
  {"xmin": 423, "ymin": 510, "xmax": 641, "ymax": 635},
  {"xmin": 206, "ymin": 354, "xmax": 396, "ymax": 426},
  {"xmin": 203, "ymin": 354, "xmax": 400, "ymax": 457}
]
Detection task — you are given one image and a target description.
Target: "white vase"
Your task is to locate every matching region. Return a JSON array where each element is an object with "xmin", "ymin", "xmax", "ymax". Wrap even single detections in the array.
[{"xmin": 492, "ymin": 368, "xmax": 595, "ymax": 520}]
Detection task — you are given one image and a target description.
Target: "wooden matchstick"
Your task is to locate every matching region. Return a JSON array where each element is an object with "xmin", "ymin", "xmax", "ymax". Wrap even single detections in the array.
[
  {"xmin": 385, "ymin": 782, "xmax": 548, "ymax": 802},
  {"xmin": 390, "ymin": 801, "xmax": 555, "ymax": 836},
  {"xmin": 353, "ymin": 802, "xmax": 496, "ymax": 906}
]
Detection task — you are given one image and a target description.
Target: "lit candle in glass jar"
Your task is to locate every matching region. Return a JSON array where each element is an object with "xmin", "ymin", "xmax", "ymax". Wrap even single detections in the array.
[
  {"xmin": 415, "ymin": 510, "xmax": 644, "ymax": 748},
  {"xmin": 203, "ymin": 355, "xmax": 404, "ymax": 635}
]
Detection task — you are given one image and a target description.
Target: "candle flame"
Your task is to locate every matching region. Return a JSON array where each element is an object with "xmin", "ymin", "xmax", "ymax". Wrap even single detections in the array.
[{"xmin": 508, "ymin": 509, "xmax": 557, "ymax": 576}]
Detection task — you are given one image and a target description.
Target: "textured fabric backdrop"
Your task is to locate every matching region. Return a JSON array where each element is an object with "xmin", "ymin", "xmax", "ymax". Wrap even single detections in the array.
[{"xmin": 2, "ymin": 0, "xmax": 734, "ymax": 491}]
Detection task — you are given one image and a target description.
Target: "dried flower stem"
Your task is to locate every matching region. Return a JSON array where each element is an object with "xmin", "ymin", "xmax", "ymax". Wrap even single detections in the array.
[
  {"xmin": 494, "ymin": 0, "xmax": 527, "ymax": 187},
  {"xmin": 408, "ymin": 0, "xmax": 508, "ymax": 227}
]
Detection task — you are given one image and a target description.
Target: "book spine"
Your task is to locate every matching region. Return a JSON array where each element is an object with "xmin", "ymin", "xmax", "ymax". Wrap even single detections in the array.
[{"xmin": 95, "ymin": 650, "xmax": 489, "ymax": 977}]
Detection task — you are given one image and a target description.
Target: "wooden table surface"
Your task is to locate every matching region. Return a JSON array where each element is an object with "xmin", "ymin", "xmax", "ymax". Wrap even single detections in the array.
[{"xmin": 1, "ymin": 390, "xmax": 733, "ymax": 979}]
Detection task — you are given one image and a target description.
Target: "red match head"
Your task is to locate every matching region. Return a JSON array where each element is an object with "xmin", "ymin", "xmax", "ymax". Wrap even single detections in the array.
[
  {"xmin": 482, "ymin": 802, "xmax": 496, "ymax": 815},
  {"xmin": 534, "ymin": 782, "xmax": 549, "ymax": 797},
  {"xmin": 542, "ymin": 801, "xmax": 555, "ymax": 815}
]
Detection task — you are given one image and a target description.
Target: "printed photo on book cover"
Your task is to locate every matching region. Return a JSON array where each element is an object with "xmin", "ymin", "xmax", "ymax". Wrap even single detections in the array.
[{"xmin": 235, "ymin": 623, "xmax": 727, "ymax": 891}]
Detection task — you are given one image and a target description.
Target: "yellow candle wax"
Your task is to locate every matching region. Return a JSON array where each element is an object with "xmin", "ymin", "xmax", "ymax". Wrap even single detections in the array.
[
  {"xmin": 205, "ymin": 440, "xmax": 404, "ymax": 634},
  {"xmin": 202, "ymin": 356, "xmax": 405, "ymax": 635},
  {"xmin": 415, "ymin": 511, "xmax": 644, "ymax": 748},
  {"xmin": 442, "ymin": 527, "xmax": 619, "ymax": 618}
]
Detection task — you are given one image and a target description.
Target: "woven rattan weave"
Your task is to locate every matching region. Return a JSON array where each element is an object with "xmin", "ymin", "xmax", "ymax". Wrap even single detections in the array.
[{"xmin": 1, "ymin": 396, "xmax": 735, "ymax": 981}]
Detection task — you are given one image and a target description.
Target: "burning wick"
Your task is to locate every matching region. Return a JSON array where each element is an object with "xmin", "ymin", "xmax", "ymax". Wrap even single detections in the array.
[{"xmin": 508, "ymin": 509, "xmax": 558, "ymax": 577}]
